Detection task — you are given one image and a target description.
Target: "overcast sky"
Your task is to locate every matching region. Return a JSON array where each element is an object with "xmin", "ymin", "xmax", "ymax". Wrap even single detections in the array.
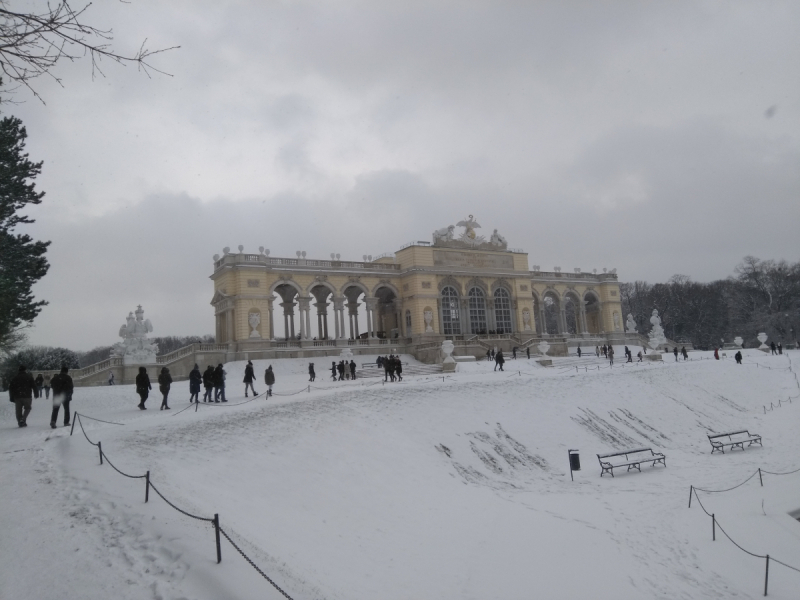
[{"xmin": 9, "ymin": 0, "xmax": 800, "ymax": 350}]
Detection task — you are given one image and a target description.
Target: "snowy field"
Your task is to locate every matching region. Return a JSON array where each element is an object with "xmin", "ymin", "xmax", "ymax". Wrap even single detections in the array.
[{"xmin": 2, "ymin": 348, "xmax": 800, "ymax": 600}]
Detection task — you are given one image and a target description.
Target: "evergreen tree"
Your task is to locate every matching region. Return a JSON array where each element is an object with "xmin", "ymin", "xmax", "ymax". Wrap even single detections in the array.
[{"xmin": 0, "ymin": 115, "xmax": 49, "ymax": 355}]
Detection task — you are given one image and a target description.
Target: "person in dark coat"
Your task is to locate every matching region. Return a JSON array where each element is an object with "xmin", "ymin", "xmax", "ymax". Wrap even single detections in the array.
[
  {"xmin": 50, "ymin": 366, "xmax": 74, "ymax": 428},
  {"xmin": 486, "ymin": 349, "xmax": 492, "ymax": 361},
  {"xmin": 189, "ymin": 364, "xmax": 202, "ymax": 403},
  {"xmin": 608, "ymin": 346, "xmax": 614, "ymax": 366},
  {"xmin": 243, "ymin": 360, "xmax": 257, "ymax": 396},
  {"xmin": 202, "ymin": 365, "xmax": 215, "ymax": 402},
  {"xmin": 734, "ymin": 350, "xmax": 743, "ymax": 364},
  {"xmin": 512, "ymin": 346, "xmax": 518, "ymax": 359},
  {"xmin": 576, "ymin": 346, "xmax": 581, "ymax": 358},
  {"xmin": 34, "ymin": 373, "xmax": 44, "ymax": 398},
  {"xmin": 135, "ymin": 366, "xmax": 151, "ymax": 410},
  {"xmin": 158, "ymin": 367, "xmax": 172, "ymax": 410},
  {"xmin": 331, "ymin": 361, "xmax": 338, "ymax": 381},
  {"xmin": 264, "ymin": 365, "xmax": 275, "ymax": 396},
  {"xmin": 681, "ymin": 346, "xmax": 688, "ymax": 360},
  {"xmin": 494, "ymin": 350, "xmax": 505, "ymax": 371},
  {"xmin": 337, "ymin": 360, "xmax": 345, "ymax": 381},
  {"xmin": 213, "ymin": 364, "xmax": 226, "ymax": 402},
  {"xmin": 9, "ymin": 365, "xmax": 37, "ymax": 427},
  {"xmin": 770, "ymin": 341, "xmax": 777, "ymax": 355},
  {"xmin": 349, "ymin": 360, "xmax": 356, "ymax": 380},
  {"xmin": 309, "ymin": 362, "xmax": 316, "ymax": 382},
  {"xmin": 673, "ymin": 347, "xmax": 679, "ymax": 362},
  {"xmin": 395, "ymin": 358, "xmax": 402, "ymax": 381},
  {"xmin": 43, "ymin": 373, "xmax": 51, "ymax": 399},
  {"xmin": 526, "ymin": 347, "xmax": 530, "ymax": 359}
]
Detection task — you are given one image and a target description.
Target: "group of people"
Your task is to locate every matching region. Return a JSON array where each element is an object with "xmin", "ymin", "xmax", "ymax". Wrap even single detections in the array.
[
  {"xmin": 331, "ymin": 359, "xmax": 357, "ymax": 381},
  {"xmin": 377, "ymin": 355, "xmax": 403, "ymax": 381},
  {"xmin": 8, "ymin": 365, "xmax": 74, "ymax": 428},
  {"xmin": 770, "ymin": 342, "xmax": 783, "ymax": 355}
]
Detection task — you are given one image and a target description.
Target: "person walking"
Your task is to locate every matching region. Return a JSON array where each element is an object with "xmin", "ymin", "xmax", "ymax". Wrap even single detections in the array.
[
  {"xmin": 577, "ymin": 346, "xmax": 582, "ymax": 358},
  {"xmin": 107, "ymin": 371, "xmax": 115, "ymax": 385},
  {"xmin": 43, "ymin": 373, "xmax": 51, "ymax": 399},
  {"xmin": 608, "ymin": 345, "xmax": 614, "ymax": 366},
  {"xmin": 673, "ymin": 347, "xmax": 679, "ymax": 362},
  {"xmin": 135, "ymin": 366, "xmax": 151, "ymax": 410},
  {"xmin": 338, "ymin": 360, "xmax": 346, "ymax": 381},
  {"xmin": 395, "ymin": 358, "xmax": 402, "ymax": 381},
  {"xmin": 625, "ymin": 346, "xmax": 632, "ymax": 363},
  {"xmin": 734, "ymin": 350, "xmax": 743, "ymax": 364},
  {"xmin": 512, "ymin": 346, "xmax": 518, "ymax": 359},
  {"xmin": 602, "ymin": 344, "xmax": 607, "ymax": 358},
  {"xmin": 495, "ymin": 350, "xmax": 505, "ymax": 371},
  {"xmin": 50, "ymin": 366, "xmax": 74, "ymax": 428},
  {"xmin": 9, "ymin": 365, "xmax": 37, "ymax": 427},
  {"xmin": 486, "ymin": 349, "xmax": 492, "ymax": 361},
  {"xmin": 158, "ymin": 367, "xmax": 172, "ymax": 410},
  {"xmin": 202, "ymin": 365, "xmax": 215, "ymax": 402},
  {"xmin": 526, "ymin": 347, "xmax": 530, "ymax": 359},
  {"xmin": 331, "ymin": 361, "xmax": 338, "ymax": 381},
  {"xmin": 35, "ymin": 373, "xmax": 44, "ymax": 398},
  {"xmin": 595, "ymin": 346, "xmax": 600, "ymax": 358},
  {"xmin": 349, "ymin": 360, "xmax": 357, "ymax": 380},
  {"xmin": 309, "ymin": 362, "xmax": 316, "ymax": 382},
  {"xmin": 189, "ymin": 364, "xmax": 202, "ymax": 403},
  {"xmin": 770, "ymin": 341, "xmax": 777, "ymax": 355},
  {"xmin": 264, "ymin": 365, "xmax": 275, "ymax": 397},
  {"xmin": 213, "ymin": 364, "xmax": 226, "ymax": 402},
  {"xmin": 778, "ymin": 342, "xmax": 783, "ymax": 355},
  {"xmin": 637, "ymin": 350, "xmax": 643, "ymax": 362},
  {"xmin": 714, "ymin": 348, "xmax": 720, "ymax": 360},
  {"xmin": 243, "ymin": 360, "xmax": 257, "ymax": 396},
  {"xmin": 681, "ymin": 346, "xmax": 688, "ymax": 360}
]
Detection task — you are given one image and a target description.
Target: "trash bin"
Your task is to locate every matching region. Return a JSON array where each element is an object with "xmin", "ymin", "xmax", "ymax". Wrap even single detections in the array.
[{"xmin": 569, "ymin": 451, "xmax": 580, "ymax": 471}]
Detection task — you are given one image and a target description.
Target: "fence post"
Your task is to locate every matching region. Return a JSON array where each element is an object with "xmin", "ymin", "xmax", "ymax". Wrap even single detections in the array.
[
  {"xmin": 98, "ymin": 441, "xmax": 103, "ymax": 465},
  {"xmin": 759, "ymin": 468, "xmax": 763, "ymax": 487},
  {"xmin": 213, "ymin": 514, "xmax": 222, "ymax": 563},
  {"xmin": 712, "ymin": 514, "xmax": 715, "ymax": 541},
  {"xmin": 688, "ymin": 485, "xmax": 693, "ymax": 508},
  {"xmin": 70, "ymin": 415, "xmax": 77, "ymax": 436},
  {"xmin": 764, "ymin": 555, "xmax": 769, "ymax": 596},
  {"xmin": 145, "ymin": 471, "xmax": 150, "ymax": 503}
]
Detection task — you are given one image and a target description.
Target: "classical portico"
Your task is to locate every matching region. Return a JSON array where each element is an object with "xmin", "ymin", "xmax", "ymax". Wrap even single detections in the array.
[{"xmin": 210, "ymin": 218, "xmax": 627, "ymax": 358}]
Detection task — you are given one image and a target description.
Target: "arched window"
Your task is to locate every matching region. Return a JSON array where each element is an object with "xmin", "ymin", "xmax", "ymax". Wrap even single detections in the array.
[
  {"xmin": 405, "ymin": 310, "xmax": 412, "ymax": 334},
  {"xmin": 441, "ymin": 286, "xmax": 461, "ymax": 335},
  {"xmin": 468, "ymin": 287, "xmax": 487, "ymax": 334},
  {"xmin": 494, "ymin": 288, "xmax": 512, "ymax": 334}
]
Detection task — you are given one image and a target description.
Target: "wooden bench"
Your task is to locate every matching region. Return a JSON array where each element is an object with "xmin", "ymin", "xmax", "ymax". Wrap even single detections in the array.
[
  {"xmin": 597, "ymin": 448, "xmax": 667, "ymax": 477},
  {"xmin": 708, "ymin": 430, "xmax": 762, "ymax": 454}
]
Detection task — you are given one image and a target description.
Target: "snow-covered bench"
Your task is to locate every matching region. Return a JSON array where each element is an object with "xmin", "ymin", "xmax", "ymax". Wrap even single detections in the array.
[
  {"xmin": 707, "ymin": 430, "xmax": 762, "ymax": 454},
  {"xmin": 596, "ymin": 448, "xmax": 667, "ymax": 477}
]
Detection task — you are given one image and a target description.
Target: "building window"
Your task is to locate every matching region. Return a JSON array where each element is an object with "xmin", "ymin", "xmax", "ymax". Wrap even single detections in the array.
[
  {"xmin": 494, "ymin": 288, "xmax": 512, "ymax": 333},
  {"xmin": 405, "ymin": 310, "xmax": 411, "ymax": 334},
  {"xmin": 441, "ymin": 286, "xmax": 461, "ymax": 335},
  {"xmin": 468, "ymin": 287, "xmax": 487, "ymax": 334}
]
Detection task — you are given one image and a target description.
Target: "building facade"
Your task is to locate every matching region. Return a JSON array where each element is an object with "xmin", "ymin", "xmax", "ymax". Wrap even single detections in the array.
[{"xmin": 210, "ymin": 219, "xmax": 626, "ymax": 356}]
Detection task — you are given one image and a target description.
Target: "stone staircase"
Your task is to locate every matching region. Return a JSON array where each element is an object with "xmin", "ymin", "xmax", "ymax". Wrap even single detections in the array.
[{"xmin": 357, "ymin": 363, "xmax": 443, "ymax": 379}]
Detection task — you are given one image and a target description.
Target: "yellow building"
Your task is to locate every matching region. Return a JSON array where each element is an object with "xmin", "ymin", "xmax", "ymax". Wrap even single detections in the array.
[{"xmin": 210, "ymin": 219, "xmax": 625, "ymax": 358}]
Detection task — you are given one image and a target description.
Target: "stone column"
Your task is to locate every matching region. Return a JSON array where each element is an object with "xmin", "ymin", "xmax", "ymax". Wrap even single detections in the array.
[
  {"xmin": 267, "ymin": 296, "xmax": 275, "ymax": 340},
  {"xmin": 298, "ymin": 297, "xmax": 311, "ymax": 340},
  {"xmin": 281, "ymin": 302, "xmax": 292, "ymax": 340},
  {"xmin": 461, "ymin": 298, "xmax": 471, "ymax": 335},
  {"xmin": 365, "ymin": 297, "xmax": 378, "ymax": 338},
  {"xmin": 487, "ymin": 298, "xmax": 496, "ymax": 333},
  {"xmin": 226, "ymin": 310, "xmax": 234, "ymax": 343},
  {"xmin": 348, "ymin": 302, "xmax": 359, "ymax": 339},
  {"xmin": 539, "ymin": 305, "xmax": 547, "ymax": 335},
  {"xmin": 333, "ymin": 297, "xmax": 345, "ymax": 339},
  {"xmin": 579, "ymin": 304, "xmax": 588, "ymax": 334},
  {"xmin": 558, "ymin": 307, "xmax": 567, "ymax": 335}
]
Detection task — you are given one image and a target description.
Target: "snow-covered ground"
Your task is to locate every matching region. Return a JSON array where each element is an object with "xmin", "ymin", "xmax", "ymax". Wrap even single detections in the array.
[{"xmin": 2, "ymin": 348, "xmax": 800, "ymax": 599}]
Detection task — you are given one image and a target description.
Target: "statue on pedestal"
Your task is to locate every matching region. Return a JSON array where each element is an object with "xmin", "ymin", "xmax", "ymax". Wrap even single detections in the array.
[
  {"xmin": 112, "ymin": 305, "xmax": 159, "ymax": 364},
  {"xmin": 648, "ymin": 309, "xmax": 667, "ymax": 351},
  {"xmin": 248, "ymin": 312, "xmax": 261, "ymax": 338},
  {"xmin": 625, "ymin": 314, "xmax": 637, "ymax": 334}
]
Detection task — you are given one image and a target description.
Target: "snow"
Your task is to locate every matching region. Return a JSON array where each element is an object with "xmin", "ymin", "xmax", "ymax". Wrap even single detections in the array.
[{"xmin": 2, "ymin": 349, "xmax": 800, "ymax": 599}]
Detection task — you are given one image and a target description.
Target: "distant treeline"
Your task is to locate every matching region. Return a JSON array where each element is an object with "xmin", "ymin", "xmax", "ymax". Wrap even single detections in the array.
[
  {"xmin": 1, "ymin": 335, "xmax": 215, "ymax": 388},
  {"xmin": 621, "ymin": 256, "xmax": 799, "ymax": 350},
  {"xmin": 78, "ymin": 335, "xmax": 216, "ymax": 367}
]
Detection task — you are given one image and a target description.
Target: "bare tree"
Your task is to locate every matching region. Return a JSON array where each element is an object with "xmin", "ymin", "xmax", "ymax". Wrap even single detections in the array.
[{"xmin": 0, "ymin": 1, "xmax": 178, "ymax": 102}]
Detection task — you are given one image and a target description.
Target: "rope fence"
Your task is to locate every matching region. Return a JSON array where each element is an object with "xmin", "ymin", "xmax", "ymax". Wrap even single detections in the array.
[
  {"xmin": 689, "ymin": 465, "xmax": 800, "ymax": 595},
  {"xmin": 69, "ymin": 412, "xmax": 295, "ymax": 599}
]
